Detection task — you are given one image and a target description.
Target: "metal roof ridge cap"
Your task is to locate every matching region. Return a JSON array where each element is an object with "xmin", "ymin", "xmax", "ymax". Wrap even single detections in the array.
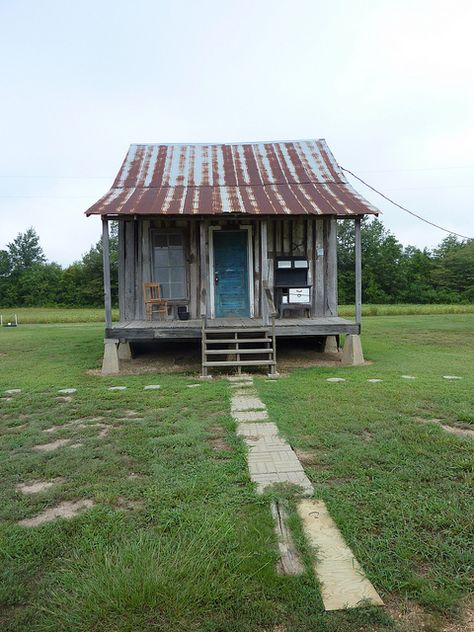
[{"xmin": 128, "ymin": 138, "xmax": 326, "ymax": 148}]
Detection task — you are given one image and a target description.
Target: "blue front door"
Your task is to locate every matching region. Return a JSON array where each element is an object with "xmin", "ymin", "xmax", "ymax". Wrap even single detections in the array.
[{"xmin": 213, "ymin": 231, "xmax": 250, "ymax": 317}]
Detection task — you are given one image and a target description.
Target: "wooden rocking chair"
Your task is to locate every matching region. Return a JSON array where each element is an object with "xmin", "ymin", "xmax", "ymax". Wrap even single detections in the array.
[{"xmin": 143, "ymin": 283, "xmax": 169, "ymax": 320}]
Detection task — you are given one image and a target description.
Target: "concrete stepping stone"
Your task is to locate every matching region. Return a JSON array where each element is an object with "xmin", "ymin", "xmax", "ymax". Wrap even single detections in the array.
[
  {"xmin": 239, "ymin": 426, "xmax": 314, "ymax": 495},
  {"xmin": 187, "ymin": 384, "xmax": 201, "ymax": 388},
  {"xmin": 401, "ymin": 375, "xmax": 416, "ymax": 380},
  {"xmin": 232, "ymin": 410, "xmax": 269, "ymax": 423},
  {"xmin": 443, "ymin": 375, "xmax": 462, "ymax": 380},
  {"xmin": 297, "ymin": 499, "xmax": 384, "ymax": 611},
  {"xmin": 367, "ymin": 379, "xmax": 383, "ymax": 383},
  {"xmin": 108, "ymin": 386, "xmax": 127, "ymax": 391},
  {"xmin": 227, "ymin": 375, "xmax": 253, "ymax": 382},
  {"xmin": 326, "ymin": 378, "xmax": 346, "ymax": 383},
  {"xmin": 33, "ymin": 439, "xmax": 71, "ymax": 452},
  {"xmin": 5, "ymin": 389, "xmax": 21, "ymax": 395},
  {"xmin": 231, "ymin": 395, "xmax": 266, "ymax": 413},
  {"xmin": 58, "ymin": 388, "xmax": 77, "ymax": 394},
  {"xmin": 18, "ymin": 499, "xmax": 94, "ymax": 527},
  {"xmin": 144, "ymin": 384, "xmax": 161, "ymax": 390},
  {"xmin": 236, "ymin": 422, "xmax": 280, "ymax": 437}
]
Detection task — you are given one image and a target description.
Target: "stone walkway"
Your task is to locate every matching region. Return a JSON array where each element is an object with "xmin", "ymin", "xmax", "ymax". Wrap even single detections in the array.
[
  {"xmin": 229, "ymin": 374, "xmax": 383, "ymax": 612},
  {"xmin": 230, "ymin": 377, "xmax": 313, "ymax": 495}
]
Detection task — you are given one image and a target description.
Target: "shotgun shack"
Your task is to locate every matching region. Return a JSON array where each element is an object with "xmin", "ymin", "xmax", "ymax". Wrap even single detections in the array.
[{"xmin": 85, "ymin": 139, "xmax": 379, "ymax": 375}]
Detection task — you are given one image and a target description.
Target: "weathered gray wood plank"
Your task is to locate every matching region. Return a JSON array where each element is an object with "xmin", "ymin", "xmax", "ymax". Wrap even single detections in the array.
[
  {"xmin": 355, "ymin": 218, "xmax": 362, "ymax": 325},
  {"xmin": 314, "ymin": 218, "xmax": 324, "ymax": 316},
  {"xmin": 117, "ymin": 220, "xmax": 125, "ymax": 320},
  {"xmin": 325, "ymin": 217, "xmax": 337, "ymax": 316}
]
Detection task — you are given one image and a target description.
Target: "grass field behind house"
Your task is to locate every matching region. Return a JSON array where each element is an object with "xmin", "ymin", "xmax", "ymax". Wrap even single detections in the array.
[
  {"xmin": 1, "ymin": 303, "xmax": 474, "ymax": 324},
  {"xmin": 0, "ymin": 315, "xmax": 473, "ymax": 631}
]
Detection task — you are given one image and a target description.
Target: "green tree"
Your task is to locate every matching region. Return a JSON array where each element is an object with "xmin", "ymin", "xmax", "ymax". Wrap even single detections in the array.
[
  {"xmin": 338, "ymin": 218, "xmax": 406, "ymax": 304},
  {"xmin": 7, "ymin": 227, "xmax": 45, "ymax": 272}
]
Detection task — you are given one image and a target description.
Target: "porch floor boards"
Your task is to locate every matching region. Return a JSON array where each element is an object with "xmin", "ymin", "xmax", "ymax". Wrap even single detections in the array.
[{"xmin": 107, "ymin": 317, "xmax": 359, "ymax": 340}]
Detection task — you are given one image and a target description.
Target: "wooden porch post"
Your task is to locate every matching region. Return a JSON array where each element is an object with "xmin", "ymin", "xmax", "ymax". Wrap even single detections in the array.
[
  {"xmin": 199, "ymin": 219, "xmax": 208, "ymax": 319},
  {"xmin": 261, "ymin": 219, "xmax": 268, "ymax": 323},
  {"xmin": 355, "ymin": 217, "xmax": 362, "ymax": 326},
  {"xmin": 325, "ymin": 217, "xmax": 338, "ymax": 316},
  {"xmin": 102, "ymin": 216, "xmax": 112, "ymax": 329}
]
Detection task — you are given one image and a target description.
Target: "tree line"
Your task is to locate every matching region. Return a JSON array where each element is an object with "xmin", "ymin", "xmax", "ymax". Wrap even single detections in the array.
[{"xmin": 0, "ymin": 220, "xmax": 472, "ymax": 308}]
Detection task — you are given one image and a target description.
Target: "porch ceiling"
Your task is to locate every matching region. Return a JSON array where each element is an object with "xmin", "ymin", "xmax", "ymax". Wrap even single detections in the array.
[{"xmin": 85, "ymin": 139, "xmax": 379, "ymax": 218}]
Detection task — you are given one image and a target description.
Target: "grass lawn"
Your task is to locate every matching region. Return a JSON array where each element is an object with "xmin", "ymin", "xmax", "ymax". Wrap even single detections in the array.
[
  {"xmin": 1, "ymin": 303, "xmax": 474, "ymax": 323},
  {"xmin": 0, "ymin": 315, "xmax": 473, "ymax": 631}
]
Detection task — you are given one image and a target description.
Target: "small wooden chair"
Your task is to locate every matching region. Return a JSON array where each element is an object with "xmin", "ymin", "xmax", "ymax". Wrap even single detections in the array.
[{"xmin": 143, "ymin": 283, "xmax": 169, "ymax": 320}]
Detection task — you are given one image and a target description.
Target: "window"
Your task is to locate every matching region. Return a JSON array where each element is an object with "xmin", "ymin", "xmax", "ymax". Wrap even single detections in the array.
[{"xmin": 152, "ymin": 232, "xmax": 187, "ymax": 299}]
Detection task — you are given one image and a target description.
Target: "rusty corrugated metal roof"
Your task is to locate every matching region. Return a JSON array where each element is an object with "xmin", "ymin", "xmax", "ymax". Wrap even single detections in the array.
[{"xmin": 85, "ymin": 139, "xmax": 379, "ymax": 217}]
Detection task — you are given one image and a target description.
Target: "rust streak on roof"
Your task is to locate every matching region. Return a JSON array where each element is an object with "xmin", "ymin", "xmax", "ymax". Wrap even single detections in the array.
[{"xmin": 85, "ymin": 139, "xmax": 379, "ymax": 217}]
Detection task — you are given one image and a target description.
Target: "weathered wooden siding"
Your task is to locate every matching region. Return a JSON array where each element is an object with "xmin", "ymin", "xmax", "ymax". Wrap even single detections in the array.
[{"xmin": 117, "ymin": 216, "xmax": 338, "ymax": 321}]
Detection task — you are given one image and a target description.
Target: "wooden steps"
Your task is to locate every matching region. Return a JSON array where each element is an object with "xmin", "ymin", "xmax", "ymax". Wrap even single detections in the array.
[{"xmin": 201, "ymin": 326, "xmax": 277, "ymax": 377}]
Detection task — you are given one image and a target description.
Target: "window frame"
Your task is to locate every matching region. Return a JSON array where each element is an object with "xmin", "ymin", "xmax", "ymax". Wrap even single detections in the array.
[{"xmin": 150, "ymin": 229, "xmax": 189, "ymax": 301}]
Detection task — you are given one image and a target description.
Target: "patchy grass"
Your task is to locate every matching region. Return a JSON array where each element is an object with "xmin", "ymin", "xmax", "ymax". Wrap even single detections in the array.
[{"xmin": 0, "ymin": 315, "xmax": 473, "ymax": 631}]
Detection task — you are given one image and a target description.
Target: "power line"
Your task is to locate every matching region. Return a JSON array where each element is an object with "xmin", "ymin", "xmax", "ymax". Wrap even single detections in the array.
[
  {"xmin": 341, "ymin": 166, "xmax": 473, "ymax": 240},
  {"xmin": 0, "ymin": 175, "xmax": 112, "ymax": 179},
  {"xmin": 357, "ymin": 166, "xmax": 474, "ymax": 173}
]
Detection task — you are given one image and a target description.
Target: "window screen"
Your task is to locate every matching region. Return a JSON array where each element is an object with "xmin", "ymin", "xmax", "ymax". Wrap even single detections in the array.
[{"xmin": 152, "ymin": 232, "xmax": 186, "ymax": 299}]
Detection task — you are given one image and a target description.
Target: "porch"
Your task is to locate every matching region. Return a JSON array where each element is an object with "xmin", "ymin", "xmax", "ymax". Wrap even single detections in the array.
[{"xmin": 106, "ymin": 316, "xmax": 360, "ymax": 341}]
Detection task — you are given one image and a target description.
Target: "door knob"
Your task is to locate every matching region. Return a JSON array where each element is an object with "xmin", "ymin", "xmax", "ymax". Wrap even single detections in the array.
[{"xmin": 214, "ymin": 272, "xmax": 219, "ymax": 284}]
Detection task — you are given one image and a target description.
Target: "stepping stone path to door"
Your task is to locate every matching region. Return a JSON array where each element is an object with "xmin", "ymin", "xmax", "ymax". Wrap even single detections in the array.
[{"xmin": 229, "ymin": 374, "xmax": 383, "ymax": 612}]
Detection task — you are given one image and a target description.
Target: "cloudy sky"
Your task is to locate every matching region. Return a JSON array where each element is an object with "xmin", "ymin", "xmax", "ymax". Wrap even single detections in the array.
[{"xmin": 1, "ymin": 0, "xmax": 473, "ymax": 265}]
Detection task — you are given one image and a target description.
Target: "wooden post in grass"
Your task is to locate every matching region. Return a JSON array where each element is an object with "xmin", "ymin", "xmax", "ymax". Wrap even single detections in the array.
[
  {"xmin": 102, "ymin": 217, "xmax": 112, "ymax": 329},
  {"xmin": 355, "ymin": 217, "xmax": 362, "ymax": 327}
]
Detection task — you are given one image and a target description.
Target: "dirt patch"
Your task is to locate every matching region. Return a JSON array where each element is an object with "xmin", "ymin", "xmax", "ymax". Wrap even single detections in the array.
[
  {"xmin": 97, "ymin": 425, "xmax": 110, "ymax": 438},
  {"xmin": 209, "ymin": 425, "xmax": 225, "ymax": 435},
  {"xmin": 18, "ymin": 499, "xmax": 94, "ymax": 527},
  {"xmin": 55, "ymin": 396, "xmax": 72, "ymax": 403},
  {"xmin": 115, "ymin": 496, "xmax": 144, "ymax": 511},
  {"xmin": 5, "ymin": 423, "xmax": 27, "ymax": 432},
  {"xmin": 414, "ymin": 562, "xmax": 432, "ymax": 579},
  {"xmin": 361, "ymin": 430, "xmax": 375, "ymax": 442},
  {"xmin": 324, "ymin": 476, "xmax": 354, "ymax": 486},
  {"xmin": 209, "ymin": 437, "xmax": 232, "ymax": 452},
  {"xmin": 294, "ymin": 448, "xmax": 320, "ymax": 466},
  {"xmin": 16, "ymin": 478, "xmax": 64, "ymax": 494},
  {"xmin": 415, "ymin": 417, "xmax": 474, "ymax": 439},
  {"xmin": 385, "ymin": 595, "xmax": 474, "ymax": 632},
  {"xmin": 33, "ymin": 438, "xmax": 71, "ymax": 452}
]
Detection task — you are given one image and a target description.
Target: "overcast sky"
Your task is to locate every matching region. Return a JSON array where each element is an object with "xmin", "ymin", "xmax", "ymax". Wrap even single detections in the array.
[{"xmin": 1, "ymin": 0, "xmax": 473, "ymax": 265}]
